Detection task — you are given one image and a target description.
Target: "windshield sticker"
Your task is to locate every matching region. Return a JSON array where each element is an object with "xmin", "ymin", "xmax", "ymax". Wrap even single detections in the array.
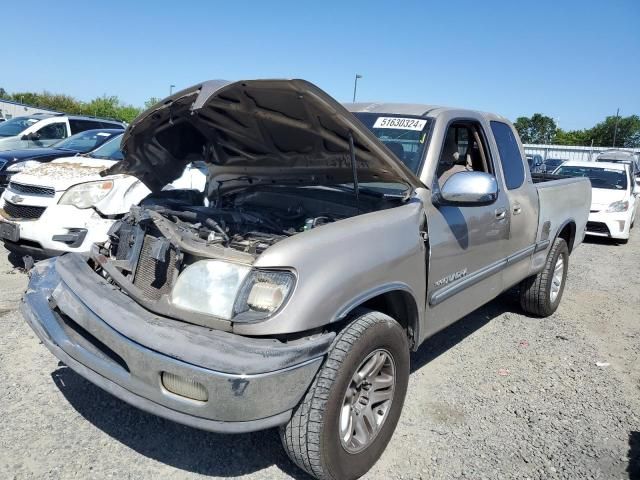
[{"xmin": 373, "ymin": 117, "xmax": 427, "ymax": 131}]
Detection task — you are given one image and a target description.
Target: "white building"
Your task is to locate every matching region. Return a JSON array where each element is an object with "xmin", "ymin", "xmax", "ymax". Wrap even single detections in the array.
[
  {"xmin": 0, "ymin": 99, "xmax": 60, "ymax": 120},
  {"xmin": 524, "ymin": 143, "xmax": 640, "ymax": 162}
]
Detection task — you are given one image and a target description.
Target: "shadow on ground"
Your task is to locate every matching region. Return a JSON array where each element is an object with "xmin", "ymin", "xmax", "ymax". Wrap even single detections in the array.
[
  {"xmin": 630, "ymin": 431, "xmax": 640, "ymax": 480},
  {"xmin": 410, "ymin": 290, "xmax": 521, "ymax": 373},
  {"xmin": 51, "ymin": 365, "xmax": 314, "ymax": 479},
  {"xmin": 51, "ymin": 291, "xmax": 521, "ymax": 478},
  {"xmin": 583, "ymin": 236, "xmax": 627, "ymax": 247}
]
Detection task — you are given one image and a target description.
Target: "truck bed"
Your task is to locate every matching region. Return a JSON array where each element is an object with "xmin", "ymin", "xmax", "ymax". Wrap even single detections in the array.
[{"xmin": 531, "ymin": 176, "xmax": 591, "ymax": 270}]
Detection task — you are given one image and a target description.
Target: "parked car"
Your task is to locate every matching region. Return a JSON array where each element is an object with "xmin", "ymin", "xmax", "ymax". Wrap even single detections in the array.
[
  {"xmin": 526, "ymin": 153, "xmax": 544, "ymax": 172},
  {"xmin": 553, "ymin": 160, "xmax": 637, "ymax": 242},
  {"xmin": 0, "ymin": 113, "xmax": 125, "ymax": 152},
  {"xmin": 0, "ymin": 129, "xmax": 124, "ymax": 194},
  {"xmin": 20, "ymin": 79, "xmax": 591, "ymax": 480},
  {"xmin": 538, "ymin": 158, "xmax": 564, "ymax": 173},
  {"xmin": 0, "ymin": 134, "xmax": 206, "ymax": 257},
  {"xmin": 596, "ymin": 149, "xmax": 640, "ymax": 180}
]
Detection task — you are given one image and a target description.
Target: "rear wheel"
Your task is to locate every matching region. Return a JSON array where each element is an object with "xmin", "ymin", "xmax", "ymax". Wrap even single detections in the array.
[
  {"xmin": 519, "ymin": 237, "xmax": 569, "ymax": 317},
  {"xmin": 280, "ymin": 310, "xmax": 409, "ymax": 480}
]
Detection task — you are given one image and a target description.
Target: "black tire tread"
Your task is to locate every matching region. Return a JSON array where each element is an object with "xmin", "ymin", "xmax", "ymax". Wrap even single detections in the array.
[
  {"xmin": 519, "ymin": 237, "xmax": 568, "ymax": 317},
  {"xmin": 280, "ymin": 310, "xmax": 399, "ymax": 480}
]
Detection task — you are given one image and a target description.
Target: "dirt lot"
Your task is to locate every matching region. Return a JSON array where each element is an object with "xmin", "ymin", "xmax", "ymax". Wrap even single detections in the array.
[{"xmin": 0, "ymin": 231, "xmax": 638, "ymax": 480}]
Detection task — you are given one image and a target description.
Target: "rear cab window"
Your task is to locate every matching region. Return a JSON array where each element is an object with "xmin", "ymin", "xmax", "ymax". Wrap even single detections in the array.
[{"xmin": 490, "ymin": 121, "xmax": 525, "ymax": 190}]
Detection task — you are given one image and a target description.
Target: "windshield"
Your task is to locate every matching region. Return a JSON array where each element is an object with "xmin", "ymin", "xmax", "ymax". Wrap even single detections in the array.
[
  {"xmin": 87, "ymin": 134, "xmax": 123, "ymax": 160},
  {"xmin": 353, "ymin": 113, "xmax": 432, "ymax": 174},
  {"xmin": 555, "ymin": 165, "xmax": 628, "ymax": 190},
  {"xmin": 0, "ymin": 116, "xmax": 41, "ymax": 137},
  {"xmin": 53, "ymin": 130, "xmax": 118, "ymax": 152}
]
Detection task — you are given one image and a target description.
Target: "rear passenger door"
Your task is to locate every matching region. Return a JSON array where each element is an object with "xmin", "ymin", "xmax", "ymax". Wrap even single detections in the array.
[{"xmin": 489, "ymin": 121, "xmax": 539, "ymax": 289}]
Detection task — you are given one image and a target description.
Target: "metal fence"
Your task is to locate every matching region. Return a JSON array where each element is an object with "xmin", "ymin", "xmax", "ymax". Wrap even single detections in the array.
[{"xmin": 523, "ymin": 143, "xmax": 640, "ymax": 162}]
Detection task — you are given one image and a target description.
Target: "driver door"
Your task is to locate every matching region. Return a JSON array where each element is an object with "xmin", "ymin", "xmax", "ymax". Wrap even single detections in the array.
[{"xmin": 422, "ymin": 117, "xmax": 510, "ymax": 339}]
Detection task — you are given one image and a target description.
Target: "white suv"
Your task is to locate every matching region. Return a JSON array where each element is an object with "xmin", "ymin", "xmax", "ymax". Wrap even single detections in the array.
[
  {"xmin": 0, "ymin": 135, "xmax": 206, "ymax": 257},
  {"xmin": 0, "ymin": 114, "xmax": 125, "ymax": 152}
]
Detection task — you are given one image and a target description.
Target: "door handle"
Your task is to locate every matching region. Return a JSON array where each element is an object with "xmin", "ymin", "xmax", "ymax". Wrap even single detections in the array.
[
  {"xmin": 513, "ymin": 204, "xmax": 522, "ymax": 215},
  {"xmin": 495, "ymin": 208, "xmax": 507, "ymax": 220}
]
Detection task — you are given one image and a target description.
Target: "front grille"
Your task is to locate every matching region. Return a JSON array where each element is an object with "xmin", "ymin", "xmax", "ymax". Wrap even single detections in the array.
[
  {"xmin": 133, "ymin": 234, "xmax": 178, "ymax": 300},
  {"xmin": 586, "ymin": 221, "xmax": 610, "ymax": 235},
  {"xmin": 2, "ymin": 201, "xmax": 46, "ymax": 220},
  {"xmin": 9, "ymin": 181, "xmax": 55, "ymax": 197}
]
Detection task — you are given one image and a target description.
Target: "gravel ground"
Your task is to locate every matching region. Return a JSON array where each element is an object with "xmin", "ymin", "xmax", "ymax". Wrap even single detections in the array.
[{"xmin": 0, "ymin": 231, "xmax": 638, "ymax": 480}]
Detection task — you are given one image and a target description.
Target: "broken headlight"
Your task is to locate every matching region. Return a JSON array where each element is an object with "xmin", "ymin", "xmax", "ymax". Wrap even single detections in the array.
[{"xmin": 169, "ymin": 260, "xmax": 295, "ymax": 322}]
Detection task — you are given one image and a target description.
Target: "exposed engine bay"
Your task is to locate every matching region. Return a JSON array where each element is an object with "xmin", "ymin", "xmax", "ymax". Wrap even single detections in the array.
[
  {"xmin": 106, "ymin": 185, "xmax": 403, "ymax": 261},
  {"xmin": 91, "ymin": 185, "xmax": 406, "ymax": 327}
]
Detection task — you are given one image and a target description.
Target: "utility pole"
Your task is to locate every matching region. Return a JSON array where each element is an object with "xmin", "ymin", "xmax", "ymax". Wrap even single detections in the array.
[
  {"xmin": 352, "ymin": 74, "xmax": 362, "ymax": 103},
  {"xmin": 612, "ymin": 108, "xmax": 620, "ymax": 148},
  {"xmin": 169, "ymin": 84, "xmax": 176, "ymax": 96}
]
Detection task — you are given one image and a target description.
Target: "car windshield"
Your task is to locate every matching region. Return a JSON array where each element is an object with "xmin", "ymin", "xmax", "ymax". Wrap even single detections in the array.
[
  {"xmin": 555, "ymin": 166, "xmax": 628, "ymax": 190},
  {"xmin": 53, "ymin": 130, "xmax": 118, "ymax": 152},
  {"xmin": 546, "ymin": 159, "xmax": 563, "ymax": 168},
  {"xmin": 86, "ymin": 134, "xmax": 124, "ymax": 160},
  {"xmin": 353, "ymin": 113, "xmax": 432, "ymax": 175},
  {"xmin": 0, "ymin": 116, "xmax": 41, "ymax": 137}
]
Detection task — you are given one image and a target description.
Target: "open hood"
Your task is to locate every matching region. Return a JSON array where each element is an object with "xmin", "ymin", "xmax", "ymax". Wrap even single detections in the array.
[{"xmin": 104, "ymin": 79, "xmax": 421, "ymax": 193}]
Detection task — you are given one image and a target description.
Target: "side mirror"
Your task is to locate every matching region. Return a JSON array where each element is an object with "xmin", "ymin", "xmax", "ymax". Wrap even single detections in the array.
[{"xmin": 435, "ymin": 171, "xmax": 498, "ymax": 206}]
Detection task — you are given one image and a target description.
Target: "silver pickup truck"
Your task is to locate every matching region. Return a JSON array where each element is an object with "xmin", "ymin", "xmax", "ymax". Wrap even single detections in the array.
[{"xmin": 22, "ymin": 79, "xmax": 591, "ymax": 480}]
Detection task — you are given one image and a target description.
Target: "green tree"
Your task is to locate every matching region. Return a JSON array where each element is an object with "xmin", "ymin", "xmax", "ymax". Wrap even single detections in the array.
[
  {"xmin": 144, "ymin": 97, "xmax": 162, "ymax": 110},
  {"xmin": 514, "ymin": 113, "xmax": 557, "ymax": 144},
  {"xmin": 587, "ymin": 115, "xmax": 640, "ymax": 148}
]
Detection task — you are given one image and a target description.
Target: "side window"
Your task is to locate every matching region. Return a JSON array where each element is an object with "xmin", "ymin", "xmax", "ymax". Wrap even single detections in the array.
[
  {"xmin": 437, "ymin": 121, "xmax": 492, "ymax": 187},
  {"xmin": 491, "ymin": 121, "xmax": 525, "ymax": 190},
  {"xmin": 70, "ymin": 119, "xmax": 102, "ymax": 134},
  {"xmin": 37, "ymin": 122, "xmax": 67, "ymax": 140}
]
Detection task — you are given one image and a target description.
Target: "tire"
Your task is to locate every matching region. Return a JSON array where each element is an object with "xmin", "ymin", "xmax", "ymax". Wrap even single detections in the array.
[
  {"xmin": 280, "ymin": 310, "xmax": 410, "ymax": 480},
  {"xmin": 519, "ymin": 237, "xmax": 569, "ymax": 317}
]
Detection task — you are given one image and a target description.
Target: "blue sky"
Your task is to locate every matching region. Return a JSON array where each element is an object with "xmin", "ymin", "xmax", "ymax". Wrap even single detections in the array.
[{"xmin": 2, "ymin": 0, "xmax": 638, "ymax": 130}]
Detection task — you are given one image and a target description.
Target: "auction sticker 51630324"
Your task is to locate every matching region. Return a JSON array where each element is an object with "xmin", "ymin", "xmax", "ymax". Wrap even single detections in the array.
[{"xmin": 373, "ymin": 117, "xmax": 427, "ymax": 131}]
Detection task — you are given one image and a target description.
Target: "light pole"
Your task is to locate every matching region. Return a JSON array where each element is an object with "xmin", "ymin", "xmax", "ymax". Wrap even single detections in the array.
[
  {"xmin": 352, "ymin": 74, "xmax": 362, "ymax": 103},
  {"xmin": 169, "ymin": 84, "xmax": 176, "ymax": 96},
  {"xmin": 612, "ymin": 107, "xmax": 620, "ymax": 148}
]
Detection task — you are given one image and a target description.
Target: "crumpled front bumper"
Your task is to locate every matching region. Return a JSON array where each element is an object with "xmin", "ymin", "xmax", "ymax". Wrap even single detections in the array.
[{"xmin": 22, "ymin": 255, "xmax": 334, "ymax": 433}]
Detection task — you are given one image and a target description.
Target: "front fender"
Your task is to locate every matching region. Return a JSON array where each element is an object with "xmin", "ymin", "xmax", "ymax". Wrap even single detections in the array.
[{"xmin": 233, "ymin": 200, "xmax": 427, "ymax": 336}]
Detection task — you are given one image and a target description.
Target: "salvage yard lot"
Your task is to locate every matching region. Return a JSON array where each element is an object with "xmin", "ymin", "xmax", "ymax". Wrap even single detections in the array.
[{"xmin": 0, "ymin": 234, "xmax": 638, "ymax": 480}]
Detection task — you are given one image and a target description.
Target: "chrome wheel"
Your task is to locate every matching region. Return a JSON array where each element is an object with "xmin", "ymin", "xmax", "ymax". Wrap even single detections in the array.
[
  {"xmin": 339, "ymin": 349, "xmax": 396, "ymax": 453},
  {"xmin": 550, "ymin": 255, "xmax": 565, "ymax": 303}
]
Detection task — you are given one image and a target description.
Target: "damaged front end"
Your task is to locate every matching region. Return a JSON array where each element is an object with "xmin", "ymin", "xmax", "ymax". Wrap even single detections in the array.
[{"xmin": 21, "ymin": 78, "xmax": 422, "ymax": 432}]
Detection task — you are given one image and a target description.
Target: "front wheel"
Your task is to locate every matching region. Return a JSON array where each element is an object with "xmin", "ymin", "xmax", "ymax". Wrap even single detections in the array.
[
  {"xmin": 519, "ymin": 237, "xmax": 569, "ymax": 317},
  {"xmin": 280, "ymin": 310, "xmax": 410, "ymax": 480}
]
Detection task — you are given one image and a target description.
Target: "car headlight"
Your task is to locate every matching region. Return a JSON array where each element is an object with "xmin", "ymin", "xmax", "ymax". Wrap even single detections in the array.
[
  {"xmin": 5, "ymin": 160, "xmax": 41, "ymax": 173},
  {"xmin": 169, "ymin": 260, "xmax": 295, "ymax": 321},
  {"xmin": 58, "ymin": 180, "xmax": 114, "ymax": 209},
  {"xmin": 606, "ymin": 200, "xmax": 629, "ymax": 212}
]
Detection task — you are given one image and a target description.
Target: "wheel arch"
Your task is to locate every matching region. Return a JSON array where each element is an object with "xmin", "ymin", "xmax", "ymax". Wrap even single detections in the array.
[
  {"xmin": 336, "ymin": 285, "xmax": 421, "ymax": 351},
  {"xmin": 555, "ymin": 219, "xmax": 577, "ymax": 253}
]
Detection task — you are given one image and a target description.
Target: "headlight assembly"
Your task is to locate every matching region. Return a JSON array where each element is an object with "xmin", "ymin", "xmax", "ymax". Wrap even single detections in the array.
[
  {"xmin": 58, "ymin": 180, "xmax": 114, "ymax": 209},
  {"xmin": 606, "ymin": 200, "xmax": 629, "ymax": 213},
  {"xmin": 169, "ymin": 260, "xmax": 295, "ymax": 322},
  {"xmin": 5, "ymin": 160, "xmax": 41, "ymax": 173}
]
